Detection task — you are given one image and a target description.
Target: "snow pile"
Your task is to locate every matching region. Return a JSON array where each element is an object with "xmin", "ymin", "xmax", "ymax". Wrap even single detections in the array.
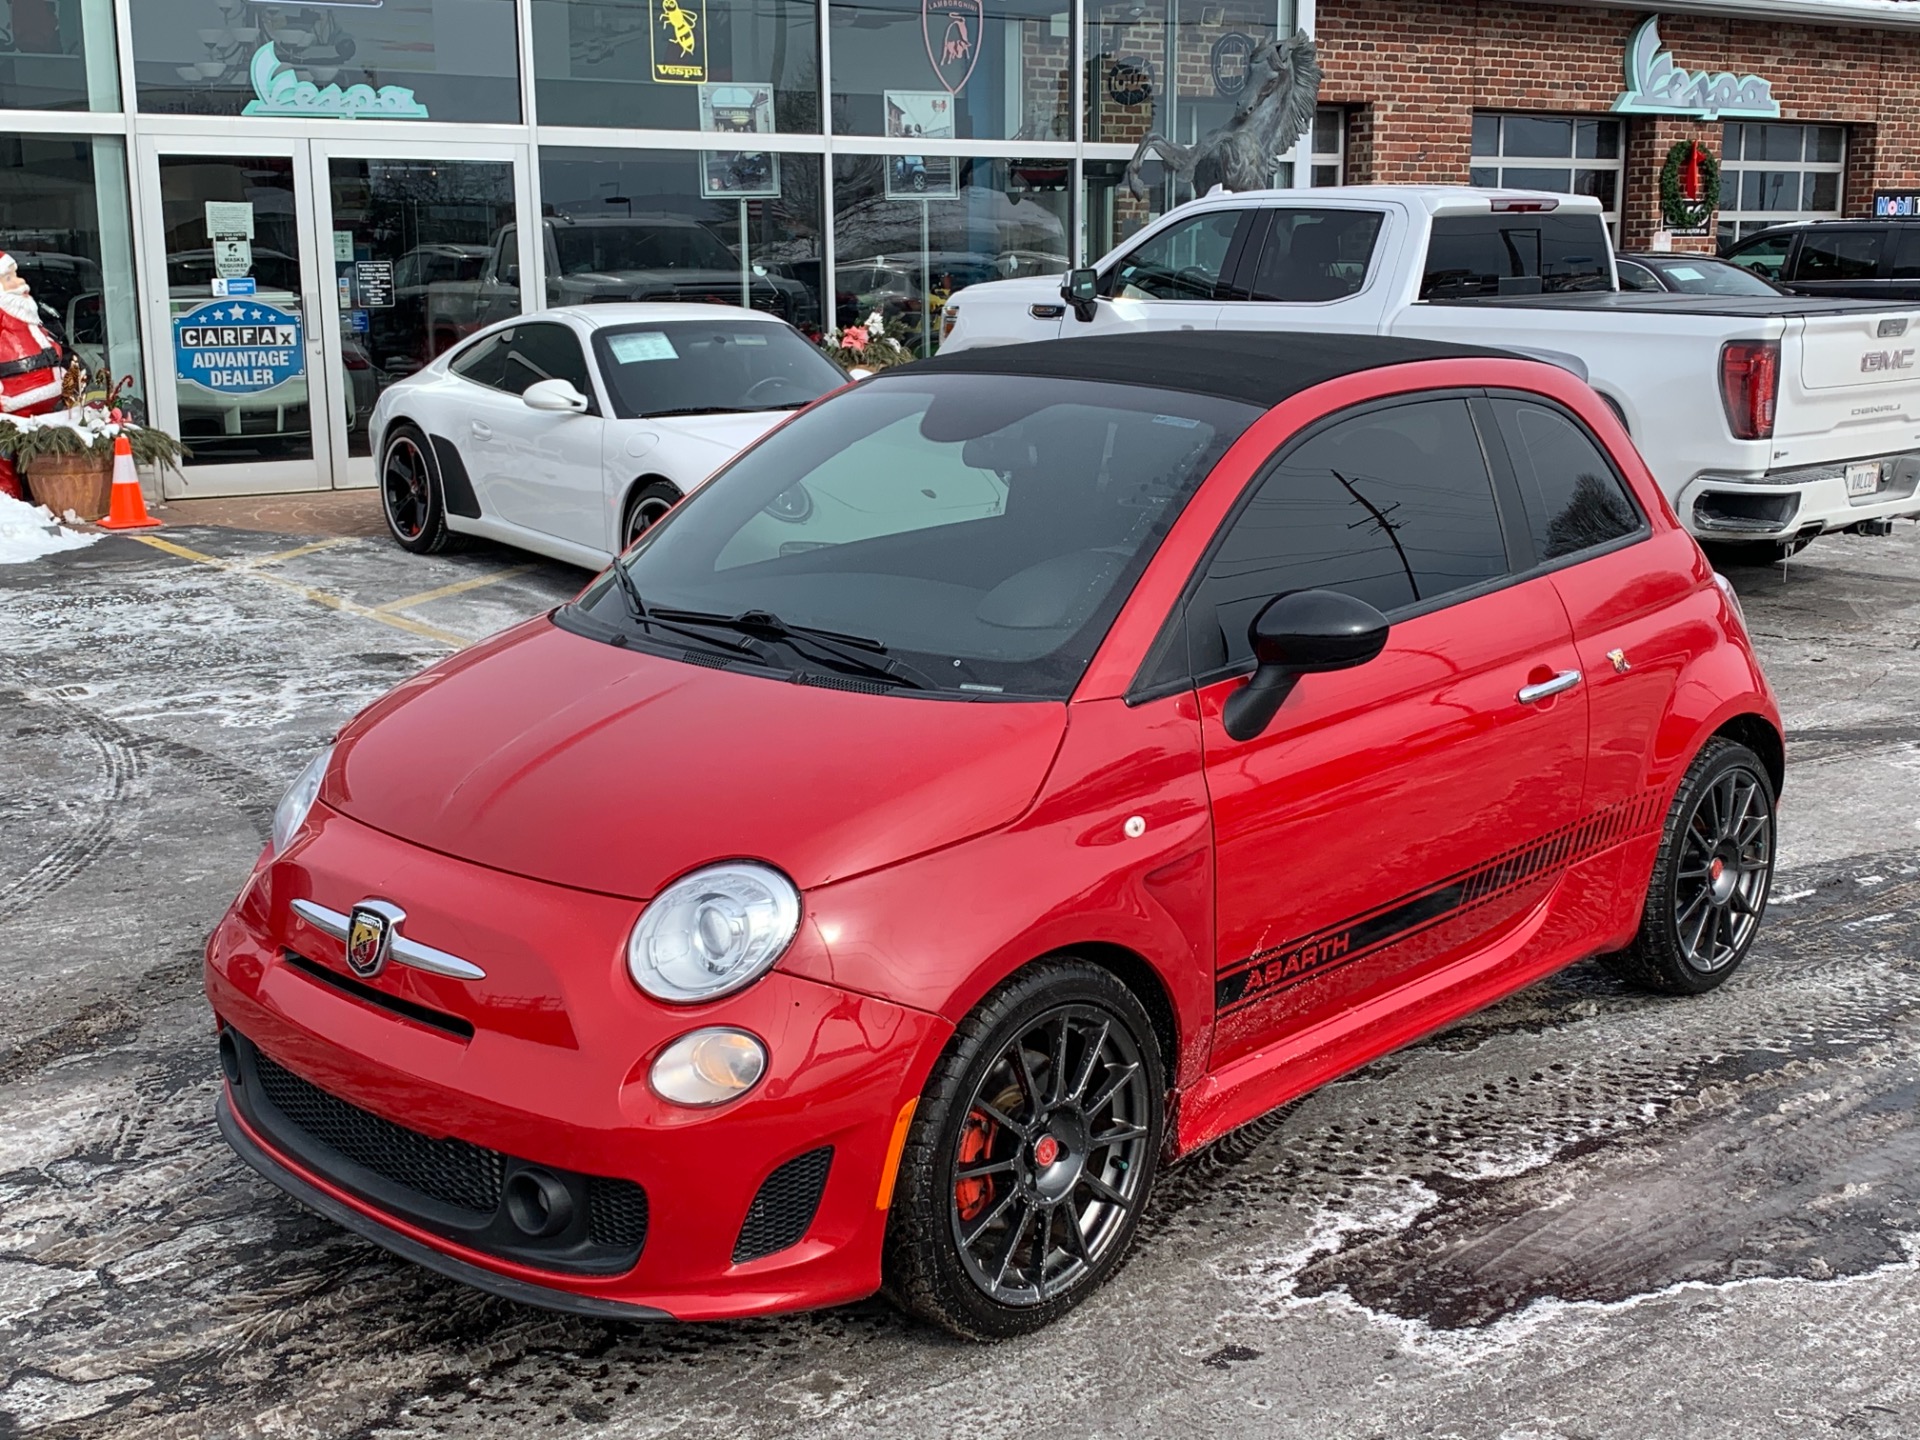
[{"xmin": 0, "ymin": 491, "xmax": 99, "ymax": 566}]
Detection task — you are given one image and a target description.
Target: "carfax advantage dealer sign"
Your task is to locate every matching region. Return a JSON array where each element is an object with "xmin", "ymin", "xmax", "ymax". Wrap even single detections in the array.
[{"xmin": 173, "ymin": 299, "xmax": 304, "ymax": 395}]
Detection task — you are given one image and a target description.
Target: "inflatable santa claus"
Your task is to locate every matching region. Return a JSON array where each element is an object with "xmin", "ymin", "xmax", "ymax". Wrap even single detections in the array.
[{"xmin": 0, "ymin": 251, "xmax": 68, "ymax": 502}]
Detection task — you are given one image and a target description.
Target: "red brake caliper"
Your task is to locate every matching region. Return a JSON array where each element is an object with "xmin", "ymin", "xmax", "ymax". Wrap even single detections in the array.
[{"xmin": 954, "ymin": 1110, "xmax": 999, "ymax": 1222}]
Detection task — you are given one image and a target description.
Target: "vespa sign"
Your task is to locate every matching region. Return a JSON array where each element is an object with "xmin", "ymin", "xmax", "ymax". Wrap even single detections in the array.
[{"xmin": 1613, "ymin": 16, "xmax": 1780, "ymax": 121}]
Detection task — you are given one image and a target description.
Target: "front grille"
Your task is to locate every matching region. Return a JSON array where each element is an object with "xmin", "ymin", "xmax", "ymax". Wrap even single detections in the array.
[
  {"xmin": 587, "ymin": 1178, "xmax": 651, "ymax": 1248},
  {"xmin": 231, "ymin": 1033, "xmax": 649, "ymax": 1275},
  {"xmin": 253, "ymin": 1051, "xmax": 503, "ymax": 1214},
  {"xmin": 734, "ymin": 1146, "xmax": 832, "ymax": 1263}
]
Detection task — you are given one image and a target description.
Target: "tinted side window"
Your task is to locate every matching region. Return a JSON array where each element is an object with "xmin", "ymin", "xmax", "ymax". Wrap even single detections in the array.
[
  {"xmin": 450, "ymin": 332, "xmax": 511, "ymax": 390},
  {"xmin": 1727, "ymin": 231, "xmax": 1794, "ymax": 280},
  {"xmin": 1243, "ymin": 210, "xmax": 1383, "ymax": 302},
  {"xmin": 1420, "ymin": 215, "xmax": 1613, "ymax": 299},
  {"xmin": 1191, "ymin": 399, "xmax": 1510, "ymax": 672},
  {"xmin": 501, "ymin": 323, "xmax": 593, "ymax": 399},
  {"xmin": 1891, "ymin": 228, "xmax": 1920, "ymax": 281},
  {"xmin": 1105, "ymin": 211, "xmax": 1244, "ymax": 301},
  {"xmin": 1492, "ymin": 399, "xmax": 1644, "ymax": 562},
  {"xmin": 1616, "ymin": 260, "xmax": 1663, "ymax": 292},
  {"xmin": 1796, "ymin": 229, "xmax": 1885, "ymax": 281}
]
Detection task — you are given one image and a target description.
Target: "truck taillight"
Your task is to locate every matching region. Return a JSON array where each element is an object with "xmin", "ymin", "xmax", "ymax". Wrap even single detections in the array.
[{"xmin": 1719, "ymin": 340, "xmax": 1779, "ymax": 441}]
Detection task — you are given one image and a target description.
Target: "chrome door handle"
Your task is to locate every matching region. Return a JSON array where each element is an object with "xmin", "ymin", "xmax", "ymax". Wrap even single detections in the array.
[
  {"xmin": 470, "ymin": 421, "xmax": 492, "ymax": 440},
  {"xmin": 1517, "ymin": 669, "xmax": 1582, "ymax": 704}
]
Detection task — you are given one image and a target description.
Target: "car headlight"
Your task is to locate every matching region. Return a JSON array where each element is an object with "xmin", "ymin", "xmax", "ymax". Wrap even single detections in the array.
[
  {"xmin": 626, "ymin": 862, "xmax": 800, "ymax": 1003},
  {"xmin": 270, "ymin": 745, "xmax": 332, "ymax": 855}
]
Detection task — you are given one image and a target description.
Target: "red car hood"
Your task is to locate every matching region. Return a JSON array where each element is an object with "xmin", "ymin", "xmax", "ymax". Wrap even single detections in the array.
[{"xmin": 325, "ymin": 619, "xmax": 1066, "ymax": 900}]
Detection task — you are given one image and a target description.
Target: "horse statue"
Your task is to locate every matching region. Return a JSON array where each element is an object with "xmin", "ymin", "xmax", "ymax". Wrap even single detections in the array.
[{"xmin": 1123, "ymin": 30, "xmax": 1322, "ymax": 200}]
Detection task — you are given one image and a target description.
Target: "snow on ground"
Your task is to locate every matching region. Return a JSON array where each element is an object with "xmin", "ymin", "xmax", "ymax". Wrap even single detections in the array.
[{"xmin": 0, "ymin": 491, "xmax": 99, "ymax": 565}]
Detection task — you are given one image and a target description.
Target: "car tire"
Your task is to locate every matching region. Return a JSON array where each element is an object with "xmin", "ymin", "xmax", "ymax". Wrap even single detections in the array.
[
  {"xmin": 882, "ymin": 960, "xmax": 1165, "ymax": 1340},
  {"xmin": 379, "ymin": 423, "xmax": 464, "ymax": 555},
  {"xmin": 621, "ymin": 480, "xmax": 681, "ymax": 549},
  {"xmin": 1603, "ymin": 737, "xmax": 1776, "ymax": 996}
]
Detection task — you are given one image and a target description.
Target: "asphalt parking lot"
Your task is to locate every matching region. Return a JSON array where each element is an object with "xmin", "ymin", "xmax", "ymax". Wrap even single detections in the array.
[{"xmin": 4, "ymin": 513, "xmax": 1920, "ymax": 1439}]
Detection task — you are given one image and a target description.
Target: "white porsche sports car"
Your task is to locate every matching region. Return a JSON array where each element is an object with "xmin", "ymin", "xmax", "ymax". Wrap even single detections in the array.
[{"xmin": 368, "ymin": 304, "xmax": 849, "ymax": 567}]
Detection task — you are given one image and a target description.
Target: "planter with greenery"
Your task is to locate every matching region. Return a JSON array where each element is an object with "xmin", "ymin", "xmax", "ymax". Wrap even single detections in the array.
[
  {"xmin": 816, "ymin": 311, "xmax": 916, "ymax": 373},
  {"xmin": 0, "ymin": 377, "xmax": 185, "ymax": 521}
]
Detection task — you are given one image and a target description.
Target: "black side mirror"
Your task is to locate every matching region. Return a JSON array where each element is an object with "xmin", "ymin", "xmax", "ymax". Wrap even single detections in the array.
[
  {"xmin": 1222, "ymin": 590, "xmax": 1390, "ymax": 742},
  {"xmin": 1061, "ymin": 267, "xmax": 1099, "ymax": 322}
]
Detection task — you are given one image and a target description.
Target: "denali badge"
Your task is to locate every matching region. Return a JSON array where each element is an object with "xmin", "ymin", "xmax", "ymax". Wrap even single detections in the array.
[
  {"xmin": 1861, "ymin": 349, "xmax": 1915, "ymax": 374},
  {"xmin": 345, "ymin": 899, "xmax": 406, "ymax": 978}
]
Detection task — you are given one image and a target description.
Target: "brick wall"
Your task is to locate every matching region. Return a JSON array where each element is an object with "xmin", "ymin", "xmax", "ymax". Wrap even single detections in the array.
[{"xmin": 1317, "ymin": 0, "xmax": 1920, "ymax": 242}]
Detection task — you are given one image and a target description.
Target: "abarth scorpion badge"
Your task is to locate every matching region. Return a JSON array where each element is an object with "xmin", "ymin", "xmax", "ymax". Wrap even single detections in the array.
[{"xmin": 345, "ymin": 900, "xmax": 405, "ymax": 978}]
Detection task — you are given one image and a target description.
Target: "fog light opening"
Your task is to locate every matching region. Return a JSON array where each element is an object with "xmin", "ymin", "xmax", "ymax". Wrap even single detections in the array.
[
  {"xmin": 504, "ymin": 1169, "xmax": 574, "ymax": 1238},
  {"xmin": 650, "ymin": 1028, "xmax": 768, "ymax": 1108},
  {"xmin": 217, "ymin": 1030, "xmax": 242, "ymax": 1087}
]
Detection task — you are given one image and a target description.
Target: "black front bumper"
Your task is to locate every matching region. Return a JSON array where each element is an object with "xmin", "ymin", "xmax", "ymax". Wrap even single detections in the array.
[{"xmin": 217, "ymin": 1093, "xmax": 673, "ymax": 1323}]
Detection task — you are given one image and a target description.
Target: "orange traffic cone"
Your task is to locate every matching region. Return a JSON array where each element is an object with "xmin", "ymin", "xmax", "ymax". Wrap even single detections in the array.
[{"xmin": 97, "ymin": 434, "xmax": 161, "ymax": 530}]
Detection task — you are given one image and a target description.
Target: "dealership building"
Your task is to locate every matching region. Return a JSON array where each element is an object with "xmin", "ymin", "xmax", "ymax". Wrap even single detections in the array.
[{"xmin": 4, "ymin": 0, "xmax": 1917, "ymax": 498}]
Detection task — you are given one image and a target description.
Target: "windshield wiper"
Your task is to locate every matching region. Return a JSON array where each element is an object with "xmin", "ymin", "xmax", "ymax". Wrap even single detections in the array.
[
  {"xmin": 650, "ymin": 607, "xmax": 938, "ymax": 690},
  {"xmin": 597, "ymin": 567, "xmax": 767, "ymax": 660},
  {"xmin": 644, "ymin": 405, "xmax": 757, "ymax": 418}
]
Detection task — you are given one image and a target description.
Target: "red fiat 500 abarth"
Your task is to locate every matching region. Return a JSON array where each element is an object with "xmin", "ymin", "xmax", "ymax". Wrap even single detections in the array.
[{"xmin": 207, "ymin": 331, "xmax": 1782, "ymax": 1338}]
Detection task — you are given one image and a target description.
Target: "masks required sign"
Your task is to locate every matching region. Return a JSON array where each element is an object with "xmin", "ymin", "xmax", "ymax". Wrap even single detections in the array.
[{"xmin": 174, "ymin": 299, "xmax": 304, "ymax": 395}]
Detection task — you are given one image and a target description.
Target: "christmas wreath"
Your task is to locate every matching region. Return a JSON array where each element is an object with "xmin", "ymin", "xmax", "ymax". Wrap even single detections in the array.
[{"xmin": 1660, "ymin": 139, "xmax": 1720, "ymax": 231}]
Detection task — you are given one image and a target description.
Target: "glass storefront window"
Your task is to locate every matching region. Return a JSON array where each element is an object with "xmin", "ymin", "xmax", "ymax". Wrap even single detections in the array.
[
  {"xmin": 533, "ymin": 0, "xmax": 820, "ymax": 132},
  {"xmin": 828, "ymin": 0, "xmax": 1071, "ymax": 141},
  {"xmin": 1721, "ymin": 123, "xmax": 1847, "ymax": 243},
  {"xmin": 0, "ymin": 135, "xmax": 142, "ymax": 410},
  {"xmin": 0, "ymin": 0, "xmax": 118, "ymax": 110},
  {"xmin": 1470, "ymin": 113, "xmax": 1623, "ymax": 240},
  {"xmin": 538, "ymin": 146, "xmax": 826, "ymax": 332},
  {"xmin": 833, "ymin": 152, "xmax": 1069, "ymax": 354},
  {"xmin": 131, "ymin": 0, "xmax": 521, "ymax": 122},
  {"xmin": 1086, "ymin": 1, "xmax": 1293, "ymax": 147},
  {"xmin": 330, "ymin": 159, "xmax": 519, "ymax": 457},
  {"xmin": 1083, "ymin": 0, "xmax": 1291, "ymax": 237}
]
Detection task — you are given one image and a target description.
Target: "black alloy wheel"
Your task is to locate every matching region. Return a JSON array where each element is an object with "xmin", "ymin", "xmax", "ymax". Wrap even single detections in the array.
[
  {"xmin": 379, "ymin": 423, "xmax": 459, "ymax": 555},
  {"xmin": 622, "ymin": 480, "xmax": 681, "ymax": 549},
  {"xmin": 884, "ymin": 961, "xmax": 1165, "ymax": 1339},
  {"xmin": 1605, "ymin": 736, "xmax": 1776, "ymax": 995}
]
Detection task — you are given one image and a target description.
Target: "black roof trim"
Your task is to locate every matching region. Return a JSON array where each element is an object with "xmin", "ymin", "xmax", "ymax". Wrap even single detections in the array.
[{"xmin": 894, "ymin": 329, "xmax": 1522, "ymax": 410}]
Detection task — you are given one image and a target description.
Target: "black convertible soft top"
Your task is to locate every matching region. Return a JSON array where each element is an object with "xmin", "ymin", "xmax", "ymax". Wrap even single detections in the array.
[{"xmin": 903, "ymin": 329, "xmax": 1521, "ymax": 409}]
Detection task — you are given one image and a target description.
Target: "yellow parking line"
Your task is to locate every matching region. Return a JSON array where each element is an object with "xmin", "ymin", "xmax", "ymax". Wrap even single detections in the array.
[
  {"xmin": 372, "ymin": 564, "xmax": 538, "ymax": 613},
  {"xmin": 241, "ymin": 536, "xmax": 356, "ymax": 568},
  {"xmin": 125, "ymin": 534, "xmax": 470, "ymax": 648}
]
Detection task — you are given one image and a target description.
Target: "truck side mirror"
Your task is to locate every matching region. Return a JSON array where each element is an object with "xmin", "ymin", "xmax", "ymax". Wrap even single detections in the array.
[
  {"xmin": 1222, "ymin": 590, "xmax": 1390, "ymax": 742},
  {"xmin": 503, "ymin": 263, "xmax": 520, "ymax": 287},
  {"xmin": 1062, "ymin": 267, "xmax": 1100, "ymax": 323}
]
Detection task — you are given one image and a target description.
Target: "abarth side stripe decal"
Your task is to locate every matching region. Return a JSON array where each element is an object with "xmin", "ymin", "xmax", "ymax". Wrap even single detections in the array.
[{"xmin": 1214, "ymin": 791, "xmax": 1664, "ymax": 1016}]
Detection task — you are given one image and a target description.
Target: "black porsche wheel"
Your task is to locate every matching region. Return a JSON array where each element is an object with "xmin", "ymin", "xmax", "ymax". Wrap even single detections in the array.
[
  {"xmin": 1605, "ymin": 737, "xmax": 1776, "ymax": 996},
  {"xmin": 883, "ymin": 961, "xmax": 1164, "ymax": 1339},
  {"xmin": 621, "ymin": 480, "xmax": 681, "ymax": 549},
  {"xmin": 380, "ymin": 423, "xmax": 461, "ymax": 555}
]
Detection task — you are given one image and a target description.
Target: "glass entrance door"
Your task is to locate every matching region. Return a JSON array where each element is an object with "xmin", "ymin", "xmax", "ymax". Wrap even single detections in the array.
[
  {"xmin": 316, "ymin": 150, "xmax": 523, "ymax": 485},
  {"xmin": 141, "ymin": 141, "xmax": 334, "ymax": 498},
  {"xmin": 140, "ymin": 137, "xmax": 531, "ymax": 497}
]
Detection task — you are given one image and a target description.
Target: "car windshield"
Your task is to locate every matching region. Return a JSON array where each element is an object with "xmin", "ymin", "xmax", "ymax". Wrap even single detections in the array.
[
  {"xmin": 552, "ymin": 222, "xmax": 737, "ymax": 274},
  {"xmin": 569, "ymin": 373, "xmax": 1259, "ymax": 698},
  {"xmin": 591, "ymin": 321, "xmax": 847, "ymax": 417},
  {"xmin": 1647, "ymin": 258, "xmax": 1784, "ymax": 296}
]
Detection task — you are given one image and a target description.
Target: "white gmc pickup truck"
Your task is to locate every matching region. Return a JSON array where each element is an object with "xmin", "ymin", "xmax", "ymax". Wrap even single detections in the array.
[{"xmin": 939, "ymin": 186, "xmax": 1920, "ymax": 556}]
